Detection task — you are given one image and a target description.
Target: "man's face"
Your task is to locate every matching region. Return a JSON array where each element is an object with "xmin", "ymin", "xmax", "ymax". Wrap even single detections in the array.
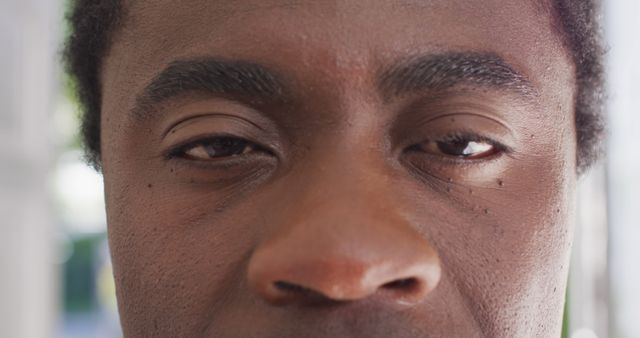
[{"xmin": 100, "ymin": 0, "xmax": 577, "ymax": 336}]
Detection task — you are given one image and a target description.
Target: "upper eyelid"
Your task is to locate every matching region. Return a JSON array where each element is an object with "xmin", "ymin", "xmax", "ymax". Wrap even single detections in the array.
[
  {"xmin": 396, "ymin": 110, "xmax": 517, "ymax": 146},
  {"xmin": 162, "ymin": 112, "xmax": 268, "ymax": 139},
  {"xmin": 422, "ymin": 112, "xmax": 511, "ymax": 131}
]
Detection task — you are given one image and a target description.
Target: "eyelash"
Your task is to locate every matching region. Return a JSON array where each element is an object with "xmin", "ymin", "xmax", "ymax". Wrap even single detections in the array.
[
  {"xmin": 164, "ymin": 131, "xmax": 510, "ymax": 164},
  {"xmin": 164, "ymin": 134, "xmax": 269, "ymax": 160},
  {"xmin": 408, "ymin": 131, "xmax": 512, "ymax": 149},
  {"xmin": 421, "ymin": 131, "xmax": 509, "ymax": 154},
  {"xmin": 434, "ymin": 131, "xmax": 489, "ymax": 145}
]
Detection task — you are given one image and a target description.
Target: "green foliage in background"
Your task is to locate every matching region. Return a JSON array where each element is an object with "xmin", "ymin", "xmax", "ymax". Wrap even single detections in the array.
[
  {"xmin": 562, "ymin": 285, "xmax": 570, "ymax": 338},
  {"xmin": 60, "ymin": 0, "xmax": 83, "ymax": 152},
  {"xmin": 64, "ymin": 236, "xmax": 103, "ymax": 312}
]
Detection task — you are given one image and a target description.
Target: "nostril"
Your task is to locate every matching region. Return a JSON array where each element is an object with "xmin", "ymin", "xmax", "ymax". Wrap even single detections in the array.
[
  {"xmin": 274, "ymin": 280, "xmax": 312, "ymax": 294},
  {"xmin": 272, "ymin": 281, "xmax": 339, "ymax": 305},
  {"xmin": 382, "ymin": 277, "xmax": 419, "ymax": 291}
]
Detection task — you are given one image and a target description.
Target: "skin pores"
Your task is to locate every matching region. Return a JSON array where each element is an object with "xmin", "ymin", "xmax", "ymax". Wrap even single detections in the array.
[{"xmin": 100, "ymin": 1, "xmax": 577, "ymax": 337}]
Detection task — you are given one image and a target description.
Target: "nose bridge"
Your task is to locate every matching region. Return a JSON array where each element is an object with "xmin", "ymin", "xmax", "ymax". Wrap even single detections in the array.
[
  {"xmin": 247, "ymin": 153, "xmax": 442, "ymax": 306},
  {"xmin": 272, "ymin": 147, "xmax": 412, "ymax": 257}
]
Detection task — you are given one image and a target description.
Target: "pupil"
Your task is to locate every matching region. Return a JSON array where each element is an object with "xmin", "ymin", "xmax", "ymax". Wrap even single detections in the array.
[
  {"xmin": 436, "ymin": 140, "xmax": 470, "ymax": 156},
  {"xmin": 204, "ymin": 138, "xmax": 247, "ymax": 157}
]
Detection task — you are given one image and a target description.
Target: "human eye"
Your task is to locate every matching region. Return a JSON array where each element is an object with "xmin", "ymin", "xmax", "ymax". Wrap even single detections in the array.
[
  {"xmin": 406, "ymin": 132, "xmax": 506, "ymax": 161},
  {"xmin": 166, "ymin": 135, "xmax": 269, "ymax": 161}
]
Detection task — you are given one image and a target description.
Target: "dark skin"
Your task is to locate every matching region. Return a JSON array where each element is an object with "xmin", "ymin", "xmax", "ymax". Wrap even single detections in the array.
[{"xmin": 101, "ymin": 0, "xmax": 577, "ymax": 337}]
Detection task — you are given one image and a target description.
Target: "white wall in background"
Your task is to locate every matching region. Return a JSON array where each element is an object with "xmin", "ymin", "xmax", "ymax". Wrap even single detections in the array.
[
  {"xmin": 571, "ymin": 164, "xmax": 609, "ymax": 338},
  {"xmin": 605, "ymin": 1, "xmax": 640, "ymax": 338},
  {"xmin": 0, "ymin": 1, "xmax": 62, "ymax": 337}
]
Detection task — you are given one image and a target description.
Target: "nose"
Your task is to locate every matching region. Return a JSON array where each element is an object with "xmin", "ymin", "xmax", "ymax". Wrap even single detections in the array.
[{"xmin": 247, "ymin": 172, "xmax": 441, "ymax": 307}]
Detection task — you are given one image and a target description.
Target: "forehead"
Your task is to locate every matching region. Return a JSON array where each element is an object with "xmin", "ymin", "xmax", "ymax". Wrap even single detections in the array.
[
  {"xmin": 111, "ymin": 0, "xmax": 564, "ymax": 80},
  {"xmin": 102, "ymin": 0, "xmax": 573, "ymax": 129}
]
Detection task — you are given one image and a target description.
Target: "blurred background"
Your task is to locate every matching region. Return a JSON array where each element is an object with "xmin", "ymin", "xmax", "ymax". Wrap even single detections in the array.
[{"xmin": 0, "ymin": 0, "xmax": 638, "ymax": 337}]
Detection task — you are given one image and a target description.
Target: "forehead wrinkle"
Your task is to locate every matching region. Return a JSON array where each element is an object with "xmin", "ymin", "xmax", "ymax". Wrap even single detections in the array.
[
  {"xmin": 225, "ymin": 0, "xmax": 305, "ymax": 15},
  {"xmin": 125, "ymin": 0, "xmax": 305, "ymax": 24}
]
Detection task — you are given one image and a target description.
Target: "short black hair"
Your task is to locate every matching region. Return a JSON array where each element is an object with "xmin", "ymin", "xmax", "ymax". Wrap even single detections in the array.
[{"xmin": 64, "ymin": 0, "xmax": 605, "ymax": 174}]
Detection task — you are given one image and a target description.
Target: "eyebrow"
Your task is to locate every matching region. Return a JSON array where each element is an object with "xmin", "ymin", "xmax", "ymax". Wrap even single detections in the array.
[
  {"xmin": 379, "ymin": 52, "xmax": 537, "ymax": 100},
  {"xmin": 132, "ymin": 58, "xmax": 285, "ymax": 120},
  {"xmin": 132, "ymin": 52, "xmax": 536, "ymax": 120}
]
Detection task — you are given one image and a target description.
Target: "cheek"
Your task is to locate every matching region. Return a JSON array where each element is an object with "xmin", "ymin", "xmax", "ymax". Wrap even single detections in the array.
[
  {"xmin": 104, "ymin": 172, "xmax": 260, "ymax": 334},
  {"xmin": 419, "ymin": 151, "xmax": 576, "ymax": 336}
]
